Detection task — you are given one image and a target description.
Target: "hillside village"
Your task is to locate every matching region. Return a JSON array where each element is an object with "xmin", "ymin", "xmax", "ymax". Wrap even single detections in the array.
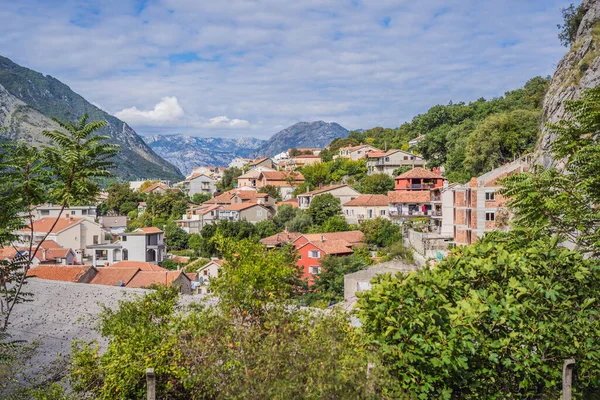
[{"xmin": 7, "ymin": 135, "xmax": 529, "ymax": 300}]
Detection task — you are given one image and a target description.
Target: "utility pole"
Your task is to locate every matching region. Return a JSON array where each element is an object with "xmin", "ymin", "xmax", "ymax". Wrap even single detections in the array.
[{"xmin": 562, "ymin": 359, "xmax": 575, "ymax": 400}]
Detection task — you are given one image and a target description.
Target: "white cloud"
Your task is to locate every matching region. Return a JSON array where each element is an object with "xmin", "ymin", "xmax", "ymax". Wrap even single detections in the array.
[
  {"xmin": 199, "ymin": 116, "xmax": 251, "ymax": 129},
  {"xmin": 115, "ymin": 96, "xmax": 184, "ymax": 125}
]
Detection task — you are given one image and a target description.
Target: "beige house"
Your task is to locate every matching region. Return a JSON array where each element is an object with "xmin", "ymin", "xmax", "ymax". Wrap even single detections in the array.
[
  {"xmin": 16, "ymin": 215, "xmax": 106, "ymax": 257},
  {"xmin": 176, "ymin": 204, "xmax": 221, "ymax": 234},
  {"xmin": 218, "ymin": 203, "xmax": 269, "ymax": 223},
  {"xmin": 342, "ymin": 194, "xmax": 390, "ymax": 224},
  {"xmin": 30, "ymin": 204, "xmax": 98, "ymax": 222},
  {"xmin": 236, "ymin": 166, "xmax": 275, "ymax": 188},
  {"xmin": 248, "ymin": 158, "xmax": 276, "ymax": 170},
  {"xmin": 297, "ymin": 184, "xmax": 361, "ymax": 210},
  {"xmin": 284, "ymin": 155, "xmax": 322, "ymax": 171},
  {"xmin": 366, "ymin": 149, "xmax": 426, "ymax": 176},
  {"xmin": 196, "ymin": 259, "xmax": 223, "ymax": 294},
  {"xmin": 337, "ymin": 144, "xmax": 379, "ymax": 160}
]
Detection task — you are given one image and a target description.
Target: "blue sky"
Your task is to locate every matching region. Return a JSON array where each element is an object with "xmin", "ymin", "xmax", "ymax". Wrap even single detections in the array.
[{"xmin": 0, "ymin": 0, "xmax": 572, "ymax": 139}]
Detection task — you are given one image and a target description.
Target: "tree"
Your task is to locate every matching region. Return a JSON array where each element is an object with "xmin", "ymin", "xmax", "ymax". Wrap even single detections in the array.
[
  {"xmin": 254, "ymin": 219, "xmax": 279, "ymax": 238},
  {"xmin": 357, "ymin": 237, "xmax": 600, "ymax": 398},
  {"xmin": 309, "ymin": 250, "xmax": 372, "ymax": 305},
  {"xmin": 464, "ymin": 110, "xmax": 539, "ymax": 176},
  {"xmin": 164, "ymin": 222, "xmax": 188, "ymax": 250},
  {"xmin": 191, "ymin": 192, "xmax": 212, "ymax": 204},
  {"xmin": 187, "ymin": 233, "xmax": 202, "ymax": 254},
  {"xmin": 218, "ymin": 167, "xmax": 242, "ymax": 192},
  {"xmin": 501, "ymin": 86, "xmax": 600, "ymax": 256},
  {"xmin": 145, "ymin": 190, "xmax": 188, "ymax": 222},
  {"xmin": 308, "ymin": 193, "xmax": 341, "ymax": 225},
  {"xmin": 557, "ymin": 3, "xmax": 586, "ymax": 47},
  {"xmin": 119, "ymin": 201, "xmax": 138, "ymax": 215},
  {"xmin": 138, "ymin": 180, "xmax": 156, "ymax": 192},
  {"xmin": 299, "ymin": 162, "xmax": 330, "ymax": 188},
  {"xmin": 360, "ymin": 217, "xmax": 402, "ymax": 247},
  {"xmin": 104, "ymin": 183, "xmax": 141, "ymax": 214},
  {"xmin": 287, "ymin": 212, "xmax": 313, "ymax": 233},
  {"xmin": 320, "ymin": 216, "xmax": 351, "ymax": 232},
  {"xmin": 258, "ymin": 185, "xmax": 281, "ymax": 201},
  {"xmin": 0, "ymin": 115, "xmax": 118, "ymax": 332},
  {"xmin": 357, "ymin": 173, "xmax": 395, "ymax": 194},
  {"xmin": 391, "ymin": 166, "xmax": 411, "ymax": 177},
  {"xmin": 273, "ymin": 204, "xmax": 300, "ymax": 229}
]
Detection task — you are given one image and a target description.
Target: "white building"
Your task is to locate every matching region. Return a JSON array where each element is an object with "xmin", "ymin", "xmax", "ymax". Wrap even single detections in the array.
[
  {"xmin": 342, "ymin": 194, "xmax": 390, "ymax": 224},
  {"xmin": 87, "ymin": 227, "xmax": 166, "ymax": 267},
  {"xmin": 176, "ymin": 204, "xmax": 221, "ymax": 234},
  {"xmin": 297, "ymin": 185, "xmax": 361, "ymax": 210},
  {"xmin": 182, "ymin": 173, "xmax": 218, "ymax": 197},
  {"xmin": 30, "ymin": 204, "xmax": 98, "ymax": 222},
  {"xmin": 228, "ymin": 157, "xmax": 252, "ymax": 169}
]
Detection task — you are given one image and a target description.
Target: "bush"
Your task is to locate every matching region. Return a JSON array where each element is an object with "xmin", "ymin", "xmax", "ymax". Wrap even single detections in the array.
[{"xmin": 357, "ymin": 237, "xmax": 600, "ymax": 398}]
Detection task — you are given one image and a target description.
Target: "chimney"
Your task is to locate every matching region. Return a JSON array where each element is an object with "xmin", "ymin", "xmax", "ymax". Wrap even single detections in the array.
[
  {"xmin": 75, "ymin": 250, "xmax": 83, "ymax": 264},
  {"xmin": 320, "ymin": 235, "xmax": 324, "ymax": 242}
]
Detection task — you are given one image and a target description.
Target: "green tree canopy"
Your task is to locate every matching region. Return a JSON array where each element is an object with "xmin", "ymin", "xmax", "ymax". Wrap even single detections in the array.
[
  {"xmin": 308, "ymin": 193, "xmax": 341, "ymax": 225},
  {"xmin": 357, "ymin": 173, "xmax": 395, "ymax": 194},
  {"xmin": 360, "ymin": 217, "xmax": 402, "ymax": 247}
]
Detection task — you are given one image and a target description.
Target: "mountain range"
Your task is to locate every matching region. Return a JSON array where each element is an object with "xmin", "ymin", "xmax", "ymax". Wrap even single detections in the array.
[
  {"xmin": 0, "ymin": 56, "xmax": 183, "ymax": 181},
  {"xmin": 143, "ymin": 135, "xmax": 265, "ymax": 175},
  {"xmin": 143, "ymin": 121, "xmax": 350, "ymax": 174}
]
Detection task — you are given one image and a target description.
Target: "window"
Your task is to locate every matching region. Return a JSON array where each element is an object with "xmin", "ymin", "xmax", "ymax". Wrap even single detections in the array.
[
  {"xmin": 309, "ymin": 266, "xmax": 321, "ymax": 274},
  {"xmin": 257, "ymin": 209, "xmax": 263, "ymax": 217},
  {"xmin": 367, "ymin": 209, "xmax": 373, "ymax": 218},
  {"xmin": 41, "ymin": 209, "xmax": 50, "ymax": 216},
  {"xmin": 380, "ymin": 210, "xmax": 386, "ymax": 216},
  {"xmin": 485, "ymin": 191, "xmax": 495, "ymax": 201},
  {"xmin": 385, "ymin": 157, "xmax": 390, "ymax": 162},
  {"xmin": 403, "ymin": 156, "xmax": 408, "ymax": 160},
  {"xmin": 486, "ymin": 212, "xmax": 495, "ymax": 221},
  {"xmin": 93, "ymin": 235, "xmax": 99, "ymax": 245},
  {"xmin": 82, "ymin": 210, "xmax": 88, "ymax": 215},
  {"xmin": 345, "ymin": 209, "xmax": 349, "ymax": 215},
  {"xmin": 71, "ymin": 210, "xmax": 76, "ymax": 215},
  {"xmin": 351, "ymin": 209, "xmax": 354, "ymax": 216},
  {"xmin": 121, "ymin": 235, "xmax": 127, "ymax": 242},
  {"xmin": 308, "ymin": 250, "xmax": 321, "ymax": 259}
]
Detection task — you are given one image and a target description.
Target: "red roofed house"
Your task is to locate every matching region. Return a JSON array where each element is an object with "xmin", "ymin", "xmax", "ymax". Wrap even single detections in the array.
[
  {"xmin": 393, "ymin": 167, "xmax": 445, "ymax": 190},
  {"xmin": 257, "ymin": 171, "xmax": 305, "ymax": 199},
  {"xmin": 261, "ymin": 230, "xmax": 365, "ymax": 284},
  {"xmin": 342, "ymin": 194, "xmax": 390, "ymax": 224},
  {"xmin": 16, "ymin": 215, "xmax": 105, "ymax": 258}
]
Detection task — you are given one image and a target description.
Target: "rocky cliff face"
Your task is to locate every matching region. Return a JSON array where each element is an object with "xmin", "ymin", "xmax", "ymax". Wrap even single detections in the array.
[
  {"xmin": 0, "ymin": 56, "xmax": 183, "ymax": 181},
  {"xmin": 144, "ymin": 134, "xmax": 265, "ymax": 175},
  {"xmin": 257, "ymin": 121, "xmax": 349, "ymax": 157},
  {"xmin": 537, "ymin": 0, "xmax": 600, "ymax": 168}
]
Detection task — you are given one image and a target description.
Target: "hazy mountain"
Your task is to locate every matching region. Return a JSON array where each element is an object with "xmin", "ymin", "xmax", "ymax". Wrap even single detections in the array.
[
  {"xmin": 0, "ymin": 56, "xmax": 183, "ymax": 181},
  {"xmin": 257, "ymin": 121, "xmax": 349, "ymax": 156},
  {"xmin": 144, "ymin": 134, "xmax": 265, "ymax": 175}
]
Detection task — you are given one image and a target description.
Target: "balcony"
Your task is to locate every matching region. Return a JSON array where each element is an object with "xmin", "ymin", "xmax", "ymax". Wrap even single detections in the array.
[{"xmin": 431, "ymin": 195, "xmax": 441, "ymax": 202}]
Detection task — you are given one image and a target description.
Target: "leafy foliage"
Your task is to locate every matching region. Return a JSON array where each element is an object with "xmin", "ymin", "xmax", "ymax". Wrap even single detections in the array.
[
  {"xmin": 558, "ymin": 3, "xmax": 587, "ymax": 47},
  {"xmin": 357, "ymin": 173, "xmax": 395, "ymax": 194},
  {"xmin": 357, "ymin": 237, "xmax": 600, "ymax": 398},
  {"xmin": 191, "ymin": 192, "xmax": 212, "ymax": 204},
  {"xmin": 217, "ymin": 167, "xmax": 242, "ymax": 192},
  {"xmin": 307, "ymin": 193, "xmax": 342, "ymax": 225},
  {"xmin": 258, "ymin": 184, "xmax": 282, "ymax": 201},
  {"xmin": 360, "ymin": 217, "xmax": 402, "ymax": 248}
]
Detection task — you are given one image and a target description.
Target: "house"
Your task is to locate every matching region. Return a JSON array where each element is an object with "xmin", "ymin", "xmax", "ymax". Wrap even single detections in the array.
[
  {"xmin": 26, "ymin": 265, "xmax": 97, "ymax": 283},
  {"xmin": 176, "ymin": 204, "xmax": 220, "ymax": 233},
  {"xmin": 16, "ymin": 215, "xmax": 106, "ymax": 257},
  {"xmin": 236, "ymin": 167, "xmax": 276, "ymax": 188},
  {"xmin": 30, "ymin": 204, "xmax": 98, "ymax": 222},
  {"xmin": 366, "ymin": 150, "xmax": 426, "ymax": 176},
  {"xmin": 182, "ymin": 172, "xmax": 218, "ymax": 197},
  {"xmin": 343, "ymin": 260, "xmax": 417, "ymax": 301},
  {"xmin": 284, "ymin": 155, "xmax": 322, "ymax": 171},
  {"xmin": 138, "ymin": 202, "xmax": 147, "ymax": 215},
  {"xmin": 141, "ymin": 182, "xmax": 170, "ymax": 194},
  {"xmin": 218, "ymin": 203, "xmax": 269, "ymax": 223},
  {"xmin": 195, "ymin": 259, "xmax": 223, "ymax": 294},
  {"xmin": 260, "ymin": 230, "xmax": 365, "ymax": 284},
  {"xmin": 388, "ymin": 190, "xmax": 434, "ymax": 218},
  {"xmin": 2, "ymin": 240, "xmax": 79, "ymax": 267},
  {"xmin": 394, "ymin": 167, "xmax": 445, "ymax": 190},
  {"xmin": 297, "ymin": 185, "xmax": 361, "ymax": 210},
  {"xmin": 229, "ymin": 157, "xmax": 252, "ymax": 169},
  {"xmin": 408, "ymin": 135, "xmax": 425, "ymax": 147},
  {"xmin": 257, "ymin": 171, "xmax": 305, "ymax": 199},
  {"xmin": 444, "ymin": 158, "xmax": 529, "ymax": 246},
  {"xmin": 337, "ymin": 144, "xmax": 379, "ymax": 160},
  {"xmin": 100, "ymin": 216, "xmax": 128, "ymax": 234},
  {"xmin": 342, "ymin": 194, "xmax": 390, "ymax": 224},
  {"xmin": 87, "ymin": 227, "xmax": 166, "ymax": 267},
  {"xmin": 126, "ymin": 270, "xmax": 192, "ymax": 294},
  {"xmin": 248, "ymin": 157, "xmax": 276, "ymax": 170}
]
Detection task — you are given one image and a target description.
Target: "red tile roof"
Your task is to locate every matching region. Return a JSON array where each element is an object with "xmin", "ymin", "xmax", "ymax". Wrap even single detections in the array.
[
  {"xmin": 0, "ymin": 247, "xmax": 25, "ymax": 260},
  {"xmin": 249, "ymin": 157, "xmax": 271, "ymax": 166},
  {"xmin": 39, "ymin": 240, "xmax": 61, "ymax": 249},
  {"xmin": 27, "ymin": 265, "xmax": 94, "ymax": 283},
  {"xmin": 126, "ymin": 271, "xmax": 186, "ymax": 288},
  {"xmin": 89, "ymin": 268, "xmax": 138, "ymax": 286},
  {"xmin": 395, "ymin": 167, "xmax": 443, "ymax": 180},
  {"xmin": 260, "ymin": 231, "xmax": 304, "ymax": 247},
  {"xmin": 300, "ymin": 231, "xmax": 364, "ymax": 246},
  {"xmin": 19, "ymin": 217, "xmax": 81, "ymax": 233},
  {"xmin": 126, "ymin": 227, "xmax": 163, "ymax": 235},
  {"xmin": 107, "ymin": 261, "xmax": 166, "ymax": 271},
  {"xmin": 300, "ymin": 239, "xmax": 355, "ymax": 255},
  {"xmin": 388, "ymin": 190, "xmax": 431, "ymax": 203},
  {"xmin": 343, "ymin": 194, "xmax": 389, "ymax": 207},
  {"xmin": 276, "ymin": 198, "xmax": 299, "ymax": 208},
  {"xmin": 260, "ymin": 171, "xmax": 305, "ymax": 182},
  {"xmin": 141, "ymin": 182, "xmax": 169, "ymax": 193}
]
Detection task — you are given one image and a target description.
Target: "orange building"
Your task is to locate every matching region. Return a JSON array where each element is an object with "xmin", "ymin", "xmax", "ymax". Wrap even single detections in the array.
[{"xmin": 394, "ymin": 167, "xmax": 445, "ymax": 190}]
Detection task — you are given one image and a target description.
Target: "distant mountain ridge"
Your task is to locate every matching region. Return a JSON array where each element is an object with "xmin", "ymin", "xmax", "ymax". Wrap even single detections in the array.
[
  {"xmin": 144, "ymin": 134, "xmax": 265, "ymax": 175},
  {"xmin": 257, "ymin": 121, "xmax": 349, "ymax": 156},
  {"xmin": 0, "ymin": 56, "xmax": 183, "ymax": 181}
]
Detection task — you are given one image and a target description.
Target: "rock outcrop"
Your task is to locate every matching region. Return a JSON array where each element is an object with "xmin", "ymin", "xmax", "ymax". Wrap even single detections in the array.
[
  {"xmin": 257, "ymin": 121, "xmax": 349, "ymax": 157},
  {"xmin": 537, "ymin": 0, "xmax": 600, "ymax": 168}
]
